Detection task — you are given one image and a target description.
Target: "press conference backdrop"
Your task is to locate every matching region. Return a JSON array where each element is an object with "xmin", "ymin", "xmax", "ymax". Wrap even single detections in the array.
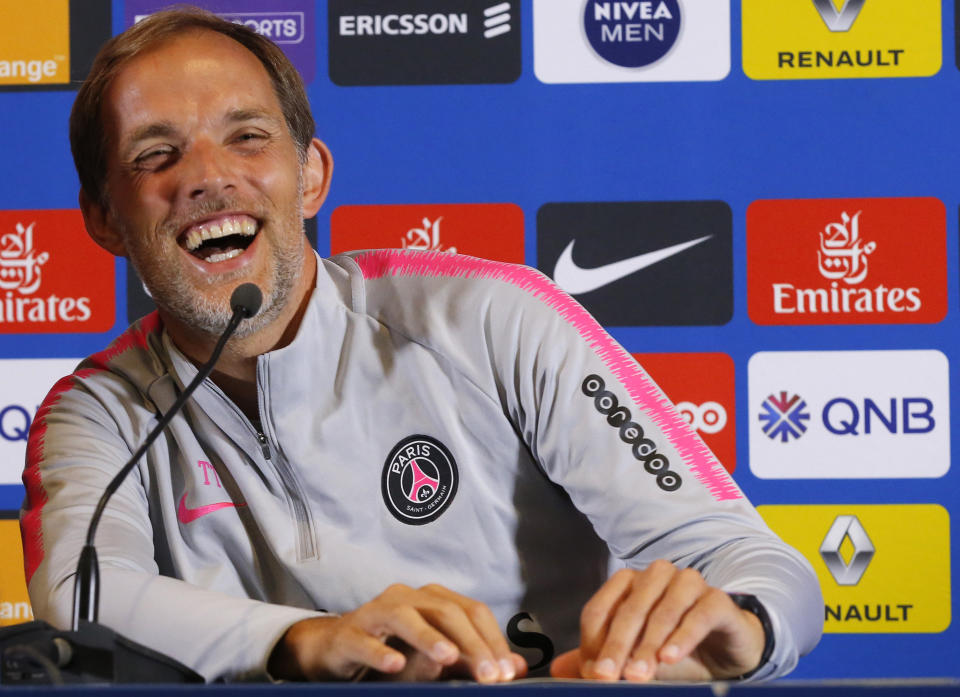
[{"xmin": 0, "ymin": 0, "xmax": 955, "ymax": 681}]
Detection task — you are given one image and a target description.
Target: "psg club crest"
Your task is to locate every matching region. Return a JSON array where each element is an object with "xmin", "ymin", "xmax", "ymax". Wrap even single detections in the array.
[{"xmin": 382, "ymin": 435, "xmax": 458, "ymax": 525}]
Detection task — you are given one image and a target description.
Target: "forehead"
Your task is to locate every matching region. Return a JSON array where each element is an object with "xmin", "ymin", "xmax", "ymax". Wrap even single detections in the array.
[{"xmin": 103, "ymin": 29, "xmax": 281, "ymax": 139}]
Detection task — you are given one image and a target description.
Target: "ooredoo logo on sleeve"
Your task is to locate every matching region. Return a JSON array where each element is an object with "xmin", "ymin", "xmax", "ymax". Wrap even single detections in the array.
[
  {"xmin": 0, "ymin": 210, "xmax": 114, "ymax": 333},
  {"xmin": 747, "ymin": 198, "xmax": 946, "ymax": 325}
]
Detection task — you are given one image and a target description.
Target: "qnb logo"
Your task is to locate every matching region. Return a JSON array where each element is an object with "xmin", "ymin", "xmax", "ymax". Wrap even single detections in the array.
[
  {"xmin": 581, "ymin": 375, "xmax": 682, "ymax": 492},
  {"xmin": 402, "ymin": 217, "xmax": 457, "ymax": 254},
  {"xmin": 583, "ymin": 0, "xmax": 681, "ymax": 68},
  {"xmin": 759, "ymin": 392, "xmax": 810, "ymax": 442},
  {"xmin": 0, "ymin": 404, "xmax": 34, "ymax": 442},
  {"xmin": 822, "ymin": 397, "xmax": 934, "ymax": 436},
  {"xmin": 820, "ymin": 515, "xmax": 874, "ymax": 585},
  {"xmin": 675, "ymin": 401, "xmax": 727, "ymax": 435},
  {"xmin": 773, "ymin": 210, "xmax": 921, "ymax": 316},
  {"xmin": 811, "ymin": 0, "xmax": 865, "ymax": 32},
  {"xmin": 483, "ymin": 3, "xmax": 512, "ymax": 38}
]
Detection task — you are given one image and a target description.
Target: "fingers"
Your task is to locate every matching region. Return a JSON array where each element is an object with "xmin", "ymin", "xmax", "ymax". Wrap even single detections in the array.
[
  {"xmin": 577, "ymin": 562, "xmax": 752, "ymax": 683},
  {"xmin": 349, "ymin": 583, "xmax": 516, "ymax": 683}
]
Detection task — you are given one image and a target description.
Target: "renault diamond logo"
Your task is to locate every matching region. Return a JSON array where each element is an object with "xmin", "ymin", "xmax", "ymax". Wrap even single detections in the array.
[
  {"xmin": 820, "ymin": 515, "xmax": 875, "ymax": 585},
  {"xmin": 812, "ymin": 0, "xmax": 865, "ymax": 32}
]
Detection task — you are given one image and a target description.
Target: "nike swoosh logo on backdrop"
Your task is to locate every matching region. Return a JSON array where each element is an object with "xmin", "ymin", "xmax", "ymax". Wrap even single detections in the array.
[
  {"xmin": 177, "ymin": 493, "xmax": 242, "ymax": 524},
  {"xmin": 552, "ymin": 235, "xmax": 713, "ymax": 294}
]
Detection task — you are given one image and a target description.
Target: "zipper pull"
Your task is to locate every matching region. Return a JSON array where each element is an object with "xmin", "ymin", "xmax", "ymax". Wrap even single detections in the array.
[{"xmin": 256, "ymin": 432, "xmax": 271, "ymax": 460}]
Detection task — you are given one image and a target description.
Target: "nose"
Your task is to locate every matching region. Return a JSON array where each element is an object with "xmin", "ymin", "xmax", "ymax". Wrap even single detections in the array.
[{"xmin": 180, "ymin": 140, "xmax": 236, "ymax": 201}]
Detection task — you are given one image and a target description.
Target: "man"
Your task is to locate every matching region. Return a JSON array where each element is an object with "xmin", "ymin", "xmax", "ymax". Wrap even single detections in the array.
[{"xmin": 21, "ymin": 8, "xmax": 822, "ymax": 684}]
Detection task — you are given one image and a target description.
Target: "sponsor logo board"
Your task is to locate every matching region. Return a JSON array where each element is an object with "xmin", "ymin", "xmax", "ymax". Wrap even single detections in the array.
[
  {"xmin": 537, "ymin": 201, "xmax": 732, "ymax": 326},
  {"xmin": 330, "ymin": 203, "xmax": 524, "ymax": 263},
  {"xmin": 533, "ymin": 0, "xmax": 730, "ymax": 84},
  {"xmin": 748, "ymin": 350, "xmax": 949, "ymax": 478},
  {"xmin": 743, "ymin": 0, "xmax": 941, "ymax": 80},
  {"xmin": 758, "ymin": 505, "xmax": 950, "ymax": 633},
  {"xmin": 126, "ymin": 220, "xmax": 317, "ymax": 323},
  {"xmin": 633, "ymin": 353, "xmax": 735, "ymax": 472},
  {"xmin": 747, "ymin": 198, "xmax": 946, "ymax": 325},
  {"xmin": 125, "ymin": 0, "xmax": 316, "ymax": 83},
  {"xmin": 0, "ymin": 358, "xmax": 80, "ymax": 485},
  {"xmin": 0, "ymin": 0, "xmax": 110, "ymax": 90},
  {"xmin": 329, "ymin": 0, "xmax": 521, "ymax": 85},
  {"xmin": 0, "ymin": 211, "xmax": 114, "ymax": 333},
  {"xmin": 0, "ymin": 516, "xmax": 33, "ymax": 626}
]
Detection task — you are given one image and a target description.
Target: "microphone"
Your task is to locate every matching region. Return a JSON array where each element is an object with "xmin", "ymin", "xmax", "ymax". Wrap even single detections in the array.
[
  {"xmin": 73, "ymin": 282, "xmax": 263, "ymax": 628},
  {"xmin": 0, "ymin": 284, "xmax": 263, "ymax": 685}
]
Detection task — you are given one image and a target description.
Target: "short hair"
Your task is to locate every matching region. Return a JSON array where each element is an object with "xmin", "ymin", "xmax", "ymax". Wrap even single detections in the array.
[{"xmin": 69, "ymin": 6, "xmax": 315, "ymax": 207}]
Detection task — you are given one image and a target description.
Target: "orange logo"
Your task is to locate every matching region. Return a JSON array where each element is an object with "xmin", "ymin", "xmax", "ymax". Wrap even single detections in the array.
[
  {"xmin": 330, "ymin": 203, "xmax": 524, "ymax": 263},
  {"xmin": 0, "ymin": 518, "xmax": 33, "ymax": 626},
  {"xmin": 632, "ymin": 352, "xmax": 735, "ymax": 473},
  {"xmin": 747, "ymin": 198, "xmax": 946, "ymax": 325},
  {"xmin": 0, "ymin": 210, "xmax": 114, "ymax": 333}
]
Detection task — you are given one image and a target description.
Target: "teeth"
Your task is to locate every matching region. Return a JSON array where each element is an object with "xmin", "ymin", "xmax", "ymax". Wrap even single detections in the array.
[
  {"xmin": 205, "ymin": 249, "xmax": 243, "ymax": 263},
  {"xmin": 184, "ymin": 216, "xmax": 257, "ymax": 251}
]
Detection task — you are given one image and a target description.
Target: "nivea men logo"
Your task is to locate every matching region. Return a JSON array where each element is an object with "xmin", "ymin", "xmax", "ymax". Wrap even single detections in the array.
[
  {"xmin": 329, "ymin": 0, "xmax": 521, "ymax": 85},
  {"xmin": 382, "ymin": 435, "xmax": 459, "ymax": 525},
  {"xmin": 584, "ymin": 1, "xmax": 681, "ymax": 68},
  {"xmin": 581, "ymin": 375, "xmax": 682, "ymax": 492},
  {"xmin": 812, "ymin": 0, "xmax": 865, "ymax": 32}
]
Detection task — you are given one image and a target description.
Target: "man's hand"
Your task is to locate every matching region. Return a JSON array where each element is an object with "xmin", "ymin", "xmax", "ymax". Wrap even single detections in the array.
[
  {"xmin": 267, "ymin": 583, "xmax": 526, "ymax": 683},
  {"xmin": 550, "ymin": 562, "xmax": 766, "ymax": 682}
]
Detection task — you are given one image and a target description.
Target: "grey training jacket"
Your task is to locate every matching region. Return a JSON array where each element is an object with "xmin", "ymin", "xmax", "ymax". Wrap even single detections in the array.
[{"xmin": 22, "ymin": 250, "xmax": 822, "ymax": 681}]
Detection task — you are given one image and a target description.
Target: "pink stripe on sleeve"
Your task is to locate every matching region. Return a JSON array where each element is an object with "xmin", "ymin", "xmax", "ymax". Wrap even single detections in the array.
[
  {"xmin": 21, "ymin": 313, "xmax": 162, "ymax": 584},
  {"xmin": 353, "ymin": 251, "xmax": 741, "ymax": 502}
]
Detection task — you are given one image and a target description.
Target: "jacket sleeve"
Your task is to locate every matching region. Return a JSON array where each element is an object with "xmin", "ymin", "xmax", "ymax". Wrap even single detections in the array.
[
  {"xmin": 21, "ymin": 371, "xmax": 322, "ymax": 681},
  {"xmin": 474, "ymin": 266, "xmax": 823, "ymax": 681}
]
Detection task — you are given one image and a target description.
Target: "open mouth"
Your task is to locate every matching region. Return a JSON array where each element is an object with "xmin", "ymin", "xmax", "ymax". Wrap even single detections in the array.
[{"xmin": 181, "ymin": 216, "xmax": 258, "ymax": 263}]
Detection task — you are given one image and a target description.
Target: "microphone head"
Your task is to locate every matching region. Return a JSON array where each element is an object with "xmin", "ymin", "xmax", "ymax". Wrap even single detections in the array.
[{"xmin": 230, "ymin": 283, "xmax": 262, "ymax": 319}]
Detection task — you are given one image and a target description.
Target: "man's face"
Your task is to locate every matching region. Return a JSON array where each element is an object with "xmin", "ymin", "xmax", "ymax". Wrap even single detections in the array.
[{"xmin": 95, "ymin": 29, "xmax": 319, "ymax": 337}]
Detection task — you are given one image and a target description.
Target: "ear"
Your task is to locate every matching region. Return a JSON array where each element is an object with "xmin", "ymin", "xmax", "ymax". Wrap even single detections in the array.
[
  {"xmin": 79, "ymin": 189, "xmax": 128, "ymax": 257},
  {"xmin": 301, "ymin": 138, "xmax": 333, "ymax": 219}
]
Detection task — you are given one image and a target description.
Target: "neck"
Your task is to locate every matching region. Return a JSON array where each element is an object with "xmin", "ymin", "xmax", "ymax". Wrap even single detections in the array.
[{"xmin": 161, "ymin": 245, "xmax": 317, "ymax": 422}]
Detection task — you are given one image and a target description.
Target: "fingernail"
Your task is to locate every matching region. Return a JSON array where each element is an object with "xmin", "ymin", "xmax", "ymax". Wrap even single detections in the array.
[
  {"xmin": 661, "ymin": 644, "xmax": 680, "ymax": 661},
  {"xmin": 499, "ymin": 658, "xmax": 516, "ymax": 681},
  {"xmin": 432, "ymin": 641, "xmax": 457, "ymax": 662},
  {"xmin": 381, "ymin": 653, "xmax": 404, "ymax": 672},
  {"xmin": 478, "ymin": 659, "xmax": 498, "ymax": 682},
  {"xmin": 624, "ymin": 659, "xmax": 649, "ymax": 680},
  {"xmin": 594, "ymin": 658, "xmax": 617, "ymax": 679}
]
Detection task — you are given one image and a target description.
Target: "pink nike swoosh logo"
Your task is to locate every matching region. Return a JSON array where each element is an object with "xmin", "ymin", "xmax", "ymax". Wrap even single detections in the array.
[{"xmin": 177, "ymin": 493, "xmax": 243, "ymax": 524}]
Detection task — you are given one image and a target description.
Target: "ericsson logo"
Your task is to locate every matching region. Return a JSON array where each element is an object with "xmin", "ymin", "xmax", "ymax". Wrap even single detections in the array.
[
  {"xmin": 329, "ymin": 0, "xmax": 521, "ymax": 86},
  {"xmin": 758, "ymin": 505, "xmax": 951, "ymax": 633},
  {"xmin": 747, "ymin": 198, "xmax": 947, "ymax": 326},
  {"xmin": 820, "ymin": 515, "xmax": 874, "ymax": 586},
  {"xmin": 582, "ymin": 0, "xmax": 681, "ymax": 68},
  {"xmin": 749, "ymin": 351, "xmax": 950, "ymax": 479},
  {"xmin": 758, "ymin": 392, "xmax": 810, "ymax": 442}
]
